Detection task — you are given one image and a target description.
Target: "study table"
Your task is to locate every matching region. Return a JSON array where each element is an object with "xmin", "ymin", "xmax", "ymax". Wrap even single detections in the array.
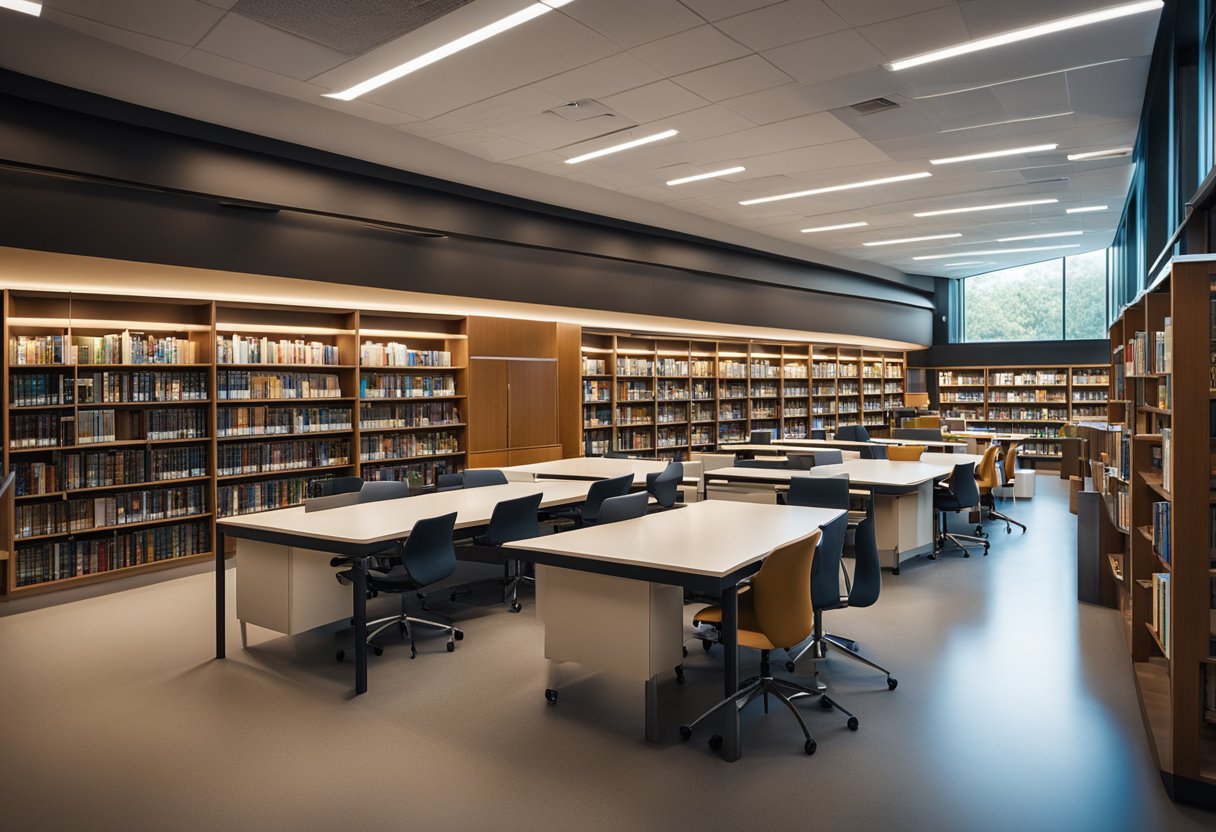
[
  {"xmin": 214, "ymin": 481, "xmax": 596, "ymax": 695},
  {"xmin": 769, "ymin": 437, "xmax": 969, "ymax": 452},
  {"xmin": 504, "ymin": 500, "xmax": 843, "ymax": 761},
  {"xmin": 487, "ymin": 456, "xmax": 671, "ymax": 486},
  {"xmin": 713, "ymin": 443, "xmax": 862, "ymax": 460}
]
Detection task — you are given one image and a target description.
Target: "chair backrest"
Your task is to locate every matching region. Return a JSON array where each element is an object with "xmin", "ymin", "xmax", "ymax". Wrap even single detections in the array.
[
  {"xmin": 645, "ymin": 461, "xmax": 683, "ymax": 508},
  {"xmin": 904, "ymin": 415, "xmax": 941, "ymax": 429},
  {"xmin": 400, "ymin": 512, "xmax": 458, "ymax": 587},
  {"xmin": 786, "ymin": 452, "xmax": 816, "ymax": 470},
  {"xmin": 464, "ymin": 469, "xmax": 508, "ymax": 489},
  {"xmin": 835, "ymin": 425, "xmax": 870, "ymax": 442},
  {"xmin": 847, "ymin": 516, "xmax": 881, "ymax": 608},
  {"xmin": 811, "ymin": 449, "xmax": 843, "ymax": 466},
  {"xmin": 596, "ymin": 492, "xmax": 649, "ymax": 524},
  {"xmin": 358, "ymin": 480, "xmax": 410, "ymax": 503},
  {"xmin": 483, "ymin": 492, "xmax": 543, "ymax": 545},
  {"xmin": 303, "ymin": 492, "xmax": 362, "ymax": 512},
  {"xmin": 810, "ymin": 513, "xmax": 848, "ymax": 611},
  {"xmin": 810, "ymin": 429, "xmax": 827, "ymax": 440},
  {"xmin": 947, "ymin": 462, "xmax": 981, "ymax": 507},
  {"xmin": 749, "ymin": 529, "xmax": 821, "ymax": 650},
  {"xmin": 942, "ymin": 417, "xmax": 967, "ymax": 433},
  {"xmin": 785, "ymin": 474, "xmax": 850, "ymax": 509},
  {"xmin": 1003, "ymin": 443, "xmax": 1020, "ymax": 480},
  {"xmin": 581, "ymin": 473, "xmax": 634, "ymax": 523},
  {"xmin": 436, "ymin": 472, "xmax": 465, "ymax": 492},
  {"xmin": 749, "ymin": 429, "xmax": 772, "ymax": 445},
  {"xmin": 893, "ymin": 427, "xmax": 944, "ymax": 441},
  {"xmin": 318, "ymin": 476, "xmax": 364, "ymax": 497},
  {"xmin": 975, "ymin": 444, "xmax": 1001, "ymax": 490},
  {"xmin": 604, "ymin": 452, "xmax": 630, "ymax": 459},
  {"xmin": 886, "ymin": 444, "xmax": 926, "ymax": 462},
  {"xmin": 859, "ymin": 444, "xmax": 888, "ymax": 460},
  {"xmin": 735, "ymin": 458, "xmax": 788, "ymax": 469}
]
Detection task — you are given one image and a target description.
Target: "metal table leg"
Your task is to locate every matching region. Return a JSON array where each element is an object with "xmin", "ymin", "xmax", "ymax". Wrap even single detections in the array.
[
  {"xmin": 215, "ymin": 530, "xmax": 226, "ymax": 659},
  {"xmin": 720, "ymin": 583, "xmax": 741, "ymax": 762},
  {"xmin": 351, "ymin": 559, "xmax": 368, "ymax": 695}
]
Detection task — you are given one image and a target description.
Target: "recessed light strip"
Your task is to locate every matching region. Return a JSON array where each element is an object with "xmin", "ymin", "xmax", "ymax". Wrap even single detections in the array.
[
  {"xmin": 740, "ymin": 172, "xmax": 932, "ymax": 206},
  {"xmin": 863, "ymin": 233, "xmax": 962, "ymax": 247},
  {"xmin": 325, "ymin": 0, "xmax": 574, "ymax": 101},
  {"xmin": 913, "ymin": 198, "xmax": 1058, "ymax": 218},
  {"xmin": 996, "ymin": 230, "xmax": 1083, "ymax": 242},
  {"xmin": 940, "ymin": 112, "xmax": 1073, "ymax": 133},
  {"xmin": 1067, "ymin": 147, "xmax": 1133, "ymax": 161},
  {"xmin": 913, "ymin": 244, "xmax": 1081, "ymax": 261},
  {"xmin": 665, "ymin": 166, "xmax": 745, "ymax": 186},
  {"xmin": 800, "ymin": 222, "xmax": 869, "ymax": 233},
  {"xmin": 930, "ymin": 144, "xmax": 1057, "ymax": 165},
  {"xmin": 1066, "ymin": 205, "xmax": 1108, "ymax": 214},
  {"xmin": 565, "ymin": 129, "xmax": 678, "ymax": 164},
  {"xmin": 0, "ymin": 0, "xmax": 41, "ymax": 15},
  {"xmin": 886, "ymin": 1, "xmax": 1163, "ymax": 71}
]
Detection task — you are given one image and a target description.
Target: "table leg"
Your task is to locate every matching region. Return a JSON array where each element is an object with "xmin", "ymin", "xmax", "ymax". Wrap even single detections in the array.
[
  {"xmin": 645, "ymin": 674, "xmax": 660, "ymax": 743},
  {"xmin": 351, "ymin": 559, "xmax": 369, "ymax": 695},
  {"xmin": 215, "ymin": 530, "xmax": 226, "ymax": 659},
  {"xmin": 720, "ymin": 583, "xmax": 741, "ymax": 762}
]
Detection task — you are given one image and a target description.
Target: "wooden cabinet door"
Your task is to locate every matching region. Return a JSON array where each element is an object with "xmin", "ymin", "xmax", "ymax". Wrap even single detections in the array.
[
  {"xmin": 508, "ymin": 360, "xmax": 558, "ymax": 449},
  {"xmin": 468, "ymin": 358, "xmax": 508, "ymax": 453}
]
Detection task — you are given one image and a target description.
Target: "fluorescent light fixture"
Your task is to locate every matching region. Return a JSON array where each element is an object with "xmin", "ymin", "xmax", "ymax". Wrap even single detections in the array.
[
  {"xmin": 565, "ymin": 129, "xmax": 678, "ymax": 164},
  {"xmin": 913, "ymin": 244, "xmax": 1081, "ymax": 261},
  {"xmin": 325, "ymin": 1, "xmax": 573, "ymax": 101},
  {"xmin": 930, "ymin": 144, "xmax": 1057, "ymax": 165},
  {"xmin": 0, "ymin": 0, "xmax": 40, "ymax": 14},
  {"xmin": 940, "ymin": 112, "xmax": 1072, "ymax": 133},
  {"xmin": 1066, "ymin": 204, "xmax": 1108, "ymax": 214},
  {"xmin": 1067, "ymin": 146, "xmax": 1133, "ymax": 161},
  {"xmin": 996, "ymin": 230, "xmax": 1083, "ymax": 242},
  {"xmin": 863, "ymin": 233, "xmax": 962, "ymax": 247},
  {"xmin": 665, "ymin": 166, "xmax": 745, "ymax": 186},
  {"xmin": 886, "ymin": 1, "xmax": 1163, "ymax": 71},
  {"xmin": 800, "ymin": 222, "xmax": 869, "ymax": 233},
  {"xmin": 913, "ymin": 198, "xmax": 1058, "ymax": 218},
  {"xmin": 943, "ymin": 261, "xmax": 986, "ymax": 267},
  {"xmin": 740, "ymin": 172, "xmax": 931, "ymax": 206}
]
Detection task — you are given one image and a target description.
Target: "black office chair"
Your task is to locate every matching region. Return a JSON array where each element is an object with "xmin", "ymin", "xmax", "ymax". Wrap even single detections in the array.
[
  {"xmin": 734, "ymin": 458, "xmax": 788, "ymax": 469},
  {"xmin": 835, "ymin": 425, "xmax": 870, "ymax": 442},
  {"xmin": 436, "ymin": 472, "xmax": 465, "ymax": 491},
  {"xmin": 810, "ymin": 449, "xmax": 843, "ymax": 466},
  {"xmin": 858, "ymin": 444, "xmax": 887, "ymax": 460},
  {"xmin": 463, "ymin": 469, "xmax": 508, "ymax": 488},
  {"xmin": 358, "ymin": 481, "xmax": 410, "ymax": 502},
  {"xmin": 749, "ymin": 429, "xmax": 772, "ymax": 444},
  {"xmin": 646, "ymin": 461, "xmax": 684, "ymax": 509},
  {"xmin": 932, "ymin": 462, "xmax": 989, "ymax": 558},
  {"xmin": 786, "ymin": 452, "xmax": 816, "ymax": 470},
  {"xmin": 810, "ymin": 429, "xmax": 827, "ymax": 440},
  {"xmin": 334, "ymin": 512, "xmax": 464, "ymax": 662},
  {"xmin": 893, "ymin": 427, "xmax": 944, "ymax": 442},
  {"xmin": 782, "ymin": 474, "xmax": 849, "ymax": 509},
  {"xmin": 457, "ymin": 492, "xmax": 543, "ymax": 612},
  {"xmin": 319, "ymin": 476, "xmax": 363, "ymax": 497},
  {"xmin": 595, "ymin": 491, "xmax": 649, "ymax": 524},
  {"xmin": 548, "ymin": 473, "xmax": 632, "ymax": 528},
  {"xmin": 604, "ymin": 452, "xmax": 630, "ymax": 459}
]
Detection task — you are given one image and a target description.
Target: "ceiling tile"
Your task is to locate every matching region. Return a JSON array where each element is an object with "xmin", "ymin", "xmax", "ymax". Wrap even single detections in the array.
[
  {"xmin": 720, "ymin": 84, "xmax": 824, "ymax": 124},
  {"xmin": 178, "ymin": 49, "xmax": 329, "ymax": 99},
  {"xmin": 556, "ymin": 0, "xmax": 702, "ymax": 49},
  {"xmin": 856, "ymin": 5, "xmax": 971, "ymax": 60},
  {"xmin": 823, "ymin": 0, "xmax": 957, "ymax": 28},
  {"xmin": 673, "ymin": 55, "xmax": 794, "ymax": 102},
  {"xmin": 195, "ymin": 14, "xmax": 349, "ymax": 80},
  {"xmin": 741, "ymin": 138, "xmax": 893, "ymax": 175},
  {"xmin": 533, "ymin": 52, "xmax": 663, "ymax": 102},
  {"xmin": 490, "ymin": 111, "xmax": 638, "ymax": 152},
  {"xmin": 696, "ymin": 112, "xmax": 860, "ymax": 159},
  {"xmin": 653, "ymin": 104, "xmax": 758, "ymax": 141},
  {"xmin": 628, "ymin": 25, "xmax": 751, "ymax": 77},
  {"xmin": 41, "ymin": 10, "xmax": 193, "ymax": 63},
  {"xmin": 601, "ymin": 80, "xmax": 711, "ymax": 124},
  {"xmin": 764, "ymin": 30, "xmax": 887, "ymax": 85},
  {"xmin": 679, "ymin": 0, "xmax": 785, "ymax": 21},
  {"xmin": 441, "ymin": 87, "xmax": 567, "ymax": 132},
  {"xmin": 714, "ymin": 0, "xmax": 850, "ymax": 52},
  {"xmin": 49, "ymin": 0, "xmax": 226, "ymax": 46},
  {"xmin": 956, "ymin": 0, "xmax": 1129, "ymax": 39}
]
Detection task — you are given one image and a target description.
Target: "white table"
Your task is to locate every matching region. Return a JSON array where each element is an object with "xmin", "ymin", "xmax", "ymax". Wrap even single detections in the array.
[
  {"xmin": 872, "ymin": 437, "xmax": 969, "ymax": 451},
  {"xmin": 716, "ymin": 443, "xmax": 862, "ymax": 461},
  {"xmin": 505, "ymin": 501, "xmax": 843, "ymax": 761},
  {"xmin": 772, "ymin": 437, "xmax": 968, "ymax": 452},
  {"xmin": 487, "ymin": 457, "xmax": 671, "ymax": 487},
  {"xmin": 215, "ymin": 481, "xmax": 596, "ymax": 695}
]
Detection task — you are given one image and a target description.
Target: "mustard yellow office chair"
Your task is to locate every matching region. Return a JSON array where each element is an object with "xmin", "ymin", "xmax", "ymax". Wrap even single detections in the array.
[
  {"xmin": 974, "ymin": 443, "xmax": 1026, "ymax": 536},
  {"xmin": 680, "ymin": 529, "xmax": 857, "ymax": 756},
  {"xmin": 905, "ymin": 416, "xmax": 941, "ymax": 429},
  {"xmin": 885, "ymin": 444, "xmax": 926, "ymax": 461},
  {"xmin": 992, "ymin": 443, "xmax": 1027, "ymax": 534}
]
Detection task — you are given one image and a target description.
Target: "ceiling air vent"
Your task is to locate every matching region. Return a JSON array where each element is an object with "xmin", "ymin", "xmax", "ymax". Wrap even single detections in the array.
[
  {"xmin": 548, "ymin": 99, "xmax": 619, "ymax": 122},
  {"xmin": 849, "ymin": 97, "xmax": 899, "ymax": 116}
]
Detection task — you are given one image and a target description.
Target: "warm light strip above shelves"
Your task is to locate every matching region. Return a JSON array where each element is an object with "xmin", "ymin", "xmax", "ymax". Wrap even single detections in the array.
[
  {"xmin": 215, "ymin": 322, "xmax": 355, "ymax": 335},
  {"xmin": 359, "ymin": 328, "xmax": 467, "ymax": 339},
  {"xmin": 8, "ymin": 317, "xmax": 211, "ymax": 332}
]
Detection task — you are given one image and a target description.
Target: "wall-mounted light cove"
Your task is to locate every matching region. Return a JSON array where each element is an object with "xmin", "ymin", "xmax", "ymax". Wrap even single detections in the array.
[
  {"xmin": 739, "ymin": 172, "xmax": 931, "ymax": 206},
  {"xmin": 862, "ymin": 233, "xmax": 962, "ymax": 247},
  {"xmin": 665, "ymin": 166, "xmax": 745, "ymax": 186},
  {"xmin": 565, "ymin": 129, "xmax": 678, "ymax": 164},
  {"xmin": 800, "ymin": 222, "xmax": 868, "ymax": 233},
  {"xmin": 886, "ymin": 1, "xmax": 1163, "ymax": 71},
  {"xmin": 1066, "ymin": 205, "xmax": 1108, "ymax": 214},
  {"xmin": 929, "ymin": 144, "xmax": 1057, "ymax": 165},
  {"xmin": 940, "ymin": 112, "xmax": 1073, "ymax": 134},
  {"xmin": 913, "ymin": 244, "xmax": 1082, "ymax": 261},
  {"xmin": 0, "ymin": 0, "xmax": 41, "ymax": 15},
  {"xmin": 1067, "ymin": 147, "xmax": 1133, "ymax": 161},
  {"xmin": 913, "ymin": 198, "xmax": 1058, "ymax": 218},
  {"xmin": 996, "ymin": 230, "xmax": 1083, "ymax": 242},
  {"xmin": 324, "ymin": 1, "xmax": 574, "ymax": 101}
]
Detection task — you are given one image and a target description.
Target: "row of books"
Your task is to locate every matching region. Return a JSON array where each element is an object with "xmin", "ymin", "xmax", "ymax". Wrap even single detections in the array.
[
  {"xmin": 77, "ymin": 410, "xmax": 117, "ymax": 444},
  {"xmin": 989, "ymin": 371, "xmax": 1067, "ymax": 385},
  {"xmin": 359, "ymin": 343, "xmax": 452, "ymax": 368},
  {"xmin": 1125, "ymin": 326, "xmax": 1173, "ymax": 376},
  {"xmin": 750, "ymin": 362, "xmax": 780, "ymax": 379},
  {"xmin": 581, "ymin": 358, "xmax": 607, "ymax": 375},
  {"xmin": 217, "ymin": 336, "xmax": 341, "ymax": 366},
  {"xmin": 76, "ymin": 371, "xmax": 210, "ymax": 403},
  {"xmin": 1151, "ymin": 501, "xmax": 1172, "ymax": 565},
  {"xmin": 10, "ymin": 413, "xmax": 73, "ymax": 448},
  {"xmin": 987, "ymin": 407, "xmax": 1069, "ymax": 420},
  {"xmin": 217, "ymin": 405, "xmax": 353, "ymax": 437},
  {"xmin": 9, "ymin": 408, "xmax": 206, "ymax": 448},
  {"xmin": 657, "ymin": 427, "xmax": 687, "ymax": 448},
  {"xmin": 988, "ymin": 391, "xmax": 1067, "ymax": 403},
  {"xmin": 1150, "ymin": 572, "xmax": 1171, "ymax": 658},
  {"xmin": 1072, "ymin": 371, "xmax": 1110, "ymax": 385},
  {"xmin": 1160, "ymin": 427, "xmax": 1172, "ymax": 486},
  {"xmin": 1072, "ymin": 390, "xmax": 1108, "ymax": 402},
  {"xmin": 359, "ymin": 401, "xmax": 461, "ymax": 430},
  {"xmin": 73, "ymin": 332, "xmax": 200, "ymax": 365},
  {"xmin": 363, "ymin": 459, "xmax": 458, "ymax": 489},
  {"xmin": 616, "ymin": 358, "xmax": 654, "ymax": 376},
  {"xmin": 657, "ymin": 359, "xmax": 689, "ymax": 376},
  {"xmin": 16, "ymin": 484, "xmax": 208, "ymax": 538},
  {"xmin": 216, "ymin": 439, "xmax": 351, "ymax": 477},
  {"xmin": 14, "ymin": 446, "xmax": 209, "ymax": 495},
  {"xmin": 358, "ymin": 431, "xmax": 461, "ymax": 461},
  {"xmin": 217, "ymin": 475, "xmax": 329, "ymax": 517},
  {"xmin": 10, "ymin": 334, "xmax": 66, "ymax": 365},
  {"xmin": 938, "ymin": 372, "xmax": 984, "ymax": 385},
  {"xmin": 783, "ymin": 362, "xmax": 808, "ymax": 379},
  {"xmin": 784, "ymin": 385, "xmax": 810, "ymax": 397},
  {"xmin": 217, "ymin": 371, "xmax": 343, "ymax": 400},
  {"xmin": 11, "ymin": 373, "xmax": 74, "ymax": 407},
  {"xmin": 718, "ymin": 361, "xmax": 747, "ymax": 378},
  {"xmin": 359, "ymin": 374, "xmax": 456, "ymax": 399},
  {"xmin": 616, "ymin": 427, "xmax": 654, "ymax": 450},
  {"xmin": 14, "ymin": 521, "xmax": 211, "ymax": 587}
]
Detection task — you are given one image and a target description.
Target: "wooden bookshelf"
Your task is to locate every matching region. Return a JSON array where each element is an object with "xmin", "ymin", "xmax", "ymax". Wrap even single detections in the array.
[{"xmin": 579, "ymin": 332, "xmax": 907, "ymax": 457}]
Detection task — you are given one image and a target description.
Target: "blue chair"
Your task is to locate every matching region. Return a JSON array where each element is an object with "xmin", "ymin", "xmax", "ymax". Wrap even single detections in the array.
[
  {"xmin": 550, "ymin": 473, "xmax": 632, "ymax": 528},
  {"xmin": 810, "ymin": 429, "xmax": 827, "ymax": 440},
  {"xmin": 735, "ymin": 458, "xmax": 788, "ymax": 469},
  {"xmin": 596, "ymin": 492, "xmax": 649, "ymax": 524},
  {"xmin": 318, "ymin": 476, "xmax": 363, "ymax": 497},
  {"xmin": 786, "ymin": 452, "xmax": 816, "ymax": 470},
  {"xmin": 810, "ymin": 449, "xmax": 843, "ymax": 466},
  {"xmin": 436, "ymin": 472, "xmax": 465, "ymax": 491},
  {"xmin": 645, "ymin": 461, "xmax": 684, "ymax": 509},
  {"xmin": 457, "ymin": 492, "xmax": 543, "ymax": 612},
  {"xmin": 782, "ymin": 474, "xmax": 850, "ymax": 509},
  {"xmin": 858, "ymin": 444, "xmax": 888, "ymax": 460},
  {"xmin": 358, "ymin": 480, "xmax": 410, "ymax": 502},
  {"xmin": 749, "ymin": 429, "xmax": 772, "ymax": 444},
  {"xmin": 835, "ymin": 425, "xmax": 870, "ymax": 442},
  {"xmin": 463, "ymin": 469, "xmax": 508, "ymax": 488},
  {"xmin": 932, "ymin": 462, "xmax": 989, "ymax": 558}
]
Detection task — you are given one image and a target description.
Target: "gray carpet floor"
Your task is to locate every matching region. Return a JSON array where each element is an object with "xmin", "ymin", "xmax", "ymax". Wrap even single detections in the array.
[{"xmin": 0, "ymin": 476, "xmax": 1211, "ymax": 831}]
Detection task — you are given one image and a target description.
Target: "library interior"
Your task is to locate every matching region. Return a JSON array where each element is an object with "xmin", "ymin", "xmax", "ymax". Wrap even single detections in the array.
[{"xmin": 3, "ymin": 1, "xmax": 1216, "ymax": 830}]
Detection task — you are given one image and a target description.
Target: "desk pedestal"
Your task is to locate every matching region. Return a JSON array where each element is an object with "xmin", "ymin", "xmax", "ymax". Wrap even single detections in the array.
[
  {"xmin": 872, "ymin": 482, "xmax": 935, "ymax": 572},
  {"xmin": 235, "ymin": 540, "xmax": 350, "ymax": 637}
]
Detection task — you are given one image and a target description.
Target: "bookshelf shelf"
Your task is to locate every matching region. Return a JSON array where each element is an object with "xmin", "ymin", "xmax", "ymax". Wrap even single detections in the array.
[{"xmin": 17, "ymin": 512, "xmax": 214, "ymax": 542}]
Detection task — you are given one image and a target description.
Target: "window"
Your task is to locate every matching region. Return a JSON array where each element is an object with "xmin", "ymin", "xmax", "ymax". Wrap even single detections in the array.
[
  {"xmin": 960, "ymin": 251, "xmax": 1109, "ymax": 342},
  {"xmin": 1064, "ymin": 251, "xmax": 1108, "ymax": 339}
]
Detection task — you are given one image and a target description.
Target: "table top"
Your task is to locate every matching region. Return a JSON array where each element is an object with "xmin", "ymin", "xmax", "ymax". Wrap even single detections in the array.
[
  {"xmin": 218, "ymin": 481, "xmax": 594, "ymax": 546},
  {"xmin": 871, "ymin": 437, "xmax": 968, "ymax": 450},
  {"xmin": 713, "ymin": 444, "xmax": 861, "ymax": 460},
  {"xmin": 504, "ymin": 501, "xmax": 842, "ymax": 578},
  {"xmin": 490, "ymin": 457, "xmax": 672, "ymax": 486},
  {"xmin": 921, "ymin": 452, "xmax": 984, "ymax": 468},
  {"xmin": 707, "ymin": 459, "xmax": 952, "ymax": 488},
  {"xmin": 945, "ymin": 431, "xmax": 1031, "ymax": 441}
]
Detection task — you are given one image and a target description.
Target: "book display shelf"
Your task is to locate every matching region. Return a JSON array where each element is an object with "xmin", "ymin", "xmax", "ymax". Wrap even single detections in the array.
[
  {"xmin": 935, "ymin": 363, "xmax": 1110, "ymax": 460},
  {"xmin": 579, "ymin": 332, "xmax": 905, "ymax": 458},
  {"xmin": 3, "ymin": 289, "xmax": 467, "ymax": 595}
]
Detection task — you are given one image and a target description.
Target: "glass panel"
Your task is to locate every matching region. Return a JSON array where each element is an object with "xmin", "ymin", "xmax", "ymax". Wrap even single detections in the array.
[
  {"xmin": 963, "ymin": 260, "xmax": 1063, "ymax": 341},
  {"xmin": 1065, "ymin": 251, "xmax": 1108, "ymax": 340}
]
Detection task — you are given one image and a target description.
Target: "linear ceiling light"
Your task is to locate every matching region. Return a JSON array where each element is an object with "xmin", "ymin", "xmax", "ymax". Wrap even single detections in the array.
[
  {"xmin": 565, "ymin": 129, "xmax": 678, "ymax": 164},
  {"xmin": 0, "ymin": 0, "xmax": 41, "ymax": 14},
  {"xmin": 740, "ymin": 172, "xmax": 931, "ymax": 206},
  {"xmin": 913, "ymin": 244, "xmax": 1082, "ymax": 261},
  {"xmin": 913, "ymin": 198, "xmax": 1058, "ymax": 218},
  {"xmin": 930, "ymin": 144, "xmax": 1057, "ymax": 165},
  {"xmin": 943, "ymin": 261, "xmax": 987, "ymax": 267},
  {"xmin": 1067, "ymin": 146, "xmax": 1133, "ymax": 161},
  {"xmin": 800, "ymin": 222, "xmax": 869, "ymax": 233},
  {"xmin": 324, "ymin": 0, "xmax": 574, "ymax": 101},
  {"xmin": 1066, "ymin": 204, "xmax": 1108, "ymax": 213},
  {"xmin": 996, "ymin": 230, "xmax": 1083, "ymax": 242},
  {"xmin": 863, "ymin": 233, "xmax": 962, "ymax": 247},
  {"xmin": 940, "ymin": 112, "xmax": 1073, "ymax": 133},
  {"xmin": 886, "ymin": 1, "xmax": 1163, "ymax": 72},
  {"xmin": 665, "ymin": 166, "xmax": 746, "ymax": 186}
]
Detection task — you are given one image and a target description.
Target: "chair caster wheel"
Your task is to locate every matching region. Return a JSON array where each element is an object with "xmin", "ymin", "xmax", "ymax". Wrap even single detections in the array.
[
  {"xmin": 701, "ymin": 638, "xmax": 713, "ymax": 652},
  {"xmin": 446, "ymin": 640, "xmax": 455, "ymax": 653},
  {"xmin": 545, "ymin": 689, "xmax": 558, "ymax": 704},
  {"xmin": 927, "ymin": 553, "xmax": 937, "ymax": 561},
  {"xmin": 847, "ymin": 716, "xmax": 859, "ymax": 731},
  {"xmin": 509, "ymin": 601, "xmax": 522, "ymax": 613},
  {"xmin": 709, "ymin": 735, "xmax": 723, "ymax": 751},
  {"xmin": 410, "ymin": 647, "xmax": 417, "ymax": 659},
  {"xmin": 785, "ymin": 660, "xmax": 797, "ymax": 673},
  {"xmin": 335, "ymin": 650, "xmax": 345, "ymax": 663},
  {"xmin": 892, "ymin": 566, "xmax": 901, "ymax": 575},
  {"xmin": 804, "ymin": 739, "xmax": 817, "ymax": 755},
  {"xmin": 420, "ymin": 602, "xmax": 430, "ymax": 612},
  {"xmin": 679, "ymin": 725, "xmax": 692, "ymax": 741},
  {"xmin": 819, "ymin": 696, "xmax": 833, "ymax": 710},
  {"xmin": 675, "ymin": 666, "xmax": 685, "ymax": 684},
  {"xmin": 963, "ymin": 552, "xmax": 970, "ymax": 558},
  {"xmin": 455, "ymin": 631, "xmax": 464, "ymax": 641},
  {"xmin": 682, "ymin": 645, "xmax": 689, "ymax": 658},
  {"xmin": 887, "ymin": 677, "xmax": 898, "ymax": 690},
  {"xmin": 1006, "ymin": 527, "xmax": 1012, "ymax": 534},
  {"xmin": 372, "ymin": 645, "xmax": 384, "ymax": 657},
  {"xmin": 450, "ymin": 592, "xmax": 459, "ymax": 602}
]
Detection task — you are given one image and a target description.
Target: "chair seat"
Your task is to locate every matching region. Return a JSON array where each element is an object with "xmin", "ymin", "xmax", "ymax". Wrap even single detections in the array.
[
  {"xmin": 692, "ymin": 590, "xmax": 793, "ymax": 652},
  {"xmin": 367, "ymin": 566, "xmax": 424, "ymax": 592}
]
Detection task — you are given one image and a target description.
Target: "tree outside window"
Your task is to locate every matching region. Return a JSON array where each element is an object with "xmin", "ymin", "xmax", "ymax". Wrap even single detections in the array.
[{"xmin": 961, "ymin": 251, "xmax": 1108, "ymax": 342}]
